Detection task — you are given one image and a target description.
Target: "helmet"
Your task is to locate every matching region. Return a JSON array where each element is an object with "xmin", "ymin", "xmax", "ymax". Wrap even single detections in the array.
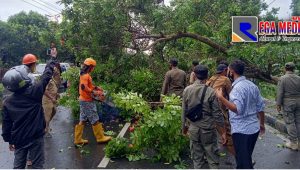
[
  {"xmin": 2, "ymin": 65, "xmax": 32, "ymax": 92},
  {"xmin": 22, "ymin": 54, "xmax": 37, "ymax": 65},
  {"xmin": 84, "ymin": 58, "xmax": 96, "ymax": 66}
]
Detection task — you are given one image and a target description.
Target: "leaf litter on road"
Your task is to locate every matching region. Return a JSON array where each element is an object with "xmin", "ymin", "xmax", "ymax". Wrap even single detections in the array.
[
  {"xmin": 276, "ymin": 144, "xmax": 284, "ymax": 148},
  {"xmin": 104, "ymin": 130, "xmax": 116, "ymax": 136},
  {"xmin": 219, "ymin": 152, "xmax": 226, "ymax": 157}
]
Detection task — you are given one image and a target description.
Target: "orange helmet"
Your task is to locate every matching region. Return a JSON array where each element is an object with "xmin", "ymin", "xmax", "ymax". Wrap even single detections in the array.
[
  {"xmin": 22, "ymin": 54, "xmax": 37, "ymax": 65},
  {"xmin": 84, "ymin": 58, "xmax": 96, "ymax": 66}
]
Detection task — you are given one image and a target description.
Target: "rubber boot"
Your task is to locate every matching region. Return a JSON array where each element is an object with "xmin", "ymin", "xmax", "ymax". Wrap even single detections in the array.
[
  {"xmin": 92, "ymin": 123, "xmax": 112, "ymax": 143},
  {"xmin": 74, "ymin": 124, "xmax": 89, "ymax": 145}
]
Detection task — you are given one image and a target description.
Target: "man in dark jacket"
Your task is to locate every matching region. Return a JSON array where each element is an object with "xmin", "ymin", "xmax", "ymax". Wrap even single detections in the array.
[{"xmin": 1, "ymin": 54, "xmax": 56, "ymax": 169}]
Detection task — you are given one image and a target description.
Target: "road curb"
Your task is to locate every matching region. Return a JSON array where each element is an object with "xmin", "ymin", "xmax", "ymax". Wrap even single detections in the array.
[{"xmin": 265, "ymin": 112, "xmax": 287, "ymax": 134}]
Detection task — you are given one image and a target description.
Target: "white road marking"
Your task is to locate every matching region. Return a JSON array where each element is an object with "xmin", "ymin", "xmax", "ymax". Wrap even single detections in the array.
[{"xmin": 97, "ymin": 122, "xmax": 131, "ymax": 168}]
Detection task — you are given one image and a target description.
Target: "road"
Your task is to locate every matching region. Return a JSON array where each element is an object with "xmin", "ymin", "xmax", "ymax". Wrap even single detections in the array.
[{"xmin": 0, "ymin": 106, "xmax": 299, "ymax": 169}]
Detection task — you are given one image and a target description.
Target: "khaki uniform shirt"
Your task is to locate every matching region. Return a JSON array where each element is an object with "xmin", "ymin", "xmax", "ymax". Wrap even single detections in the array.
[
  {"xmin": 42, "ymin": 79, "xmax": 59, "ymax": 104},
  {"xmin": 162, "ymin": 67, "xmax": 186, "ymax": 97},
  {"xmin": 182, "ymin": 80, "xmax": 224, "ymax": 130},
  {"xmin": 276, "ymin": 71, "xmax": 300, "ymax": 105},
  {"xmin": 206, "ymin": 74, "xmax": 232, "ymax": 110}
]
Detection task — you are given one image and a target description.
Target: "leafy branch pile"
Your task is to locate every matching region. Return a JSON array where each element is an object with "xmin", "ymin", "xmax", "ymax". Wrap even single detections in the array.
[
  {"xmin": 112, "ymin": 92, "xmax": 151, "ymax": 120},
  {"xmin": 111, "ymin": 92, "xmax": 189, "ymax": 163}
]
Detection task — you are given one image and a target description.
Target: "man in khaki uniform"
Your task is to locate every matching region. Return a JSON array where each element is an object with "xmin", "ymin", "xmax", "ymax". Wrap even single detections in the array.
[
  {"xmin": 162, "ymin": 58, "xmax": 186, "ymax": 97},
  {"xmin": 43, "ymin": 66, "xmax": 61, "ymax": 137},
  {"xmin": 206, "ymin": 64, "xmax": 235, "ymax": 156},
  {"xmin": 277, "ymin": 62, "xmax": 300, "ymax": 150},
  {"xmin": 182, "ymin": 64, "xmax": 226, "ymax": 169}
]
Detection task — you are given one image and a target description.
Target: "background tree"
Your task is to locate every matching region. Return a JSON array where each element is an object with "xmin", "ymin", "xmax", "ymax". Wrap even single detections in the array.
[
  {"xmin": 291, "ymin": 0, "xmax": 300, "ymax": 15},
  {"xmin": 58, "ymin": 0, "xmax": 299, "ymax": 100},
  {"xmin": 0, "ymin": 11, "xmax": 72, "ymax": 67}
]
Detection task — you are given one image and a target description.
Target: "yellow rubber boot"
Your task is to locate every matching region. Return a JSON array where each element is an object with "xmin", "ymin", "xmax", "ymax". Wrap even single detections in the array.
[
  {"xmin": 92, "ymin": 123, "xmax": 112, "ymax": 143},
  {"xmin": 74, "ymin": 124, "xmax": 89, "ymax": 145}
]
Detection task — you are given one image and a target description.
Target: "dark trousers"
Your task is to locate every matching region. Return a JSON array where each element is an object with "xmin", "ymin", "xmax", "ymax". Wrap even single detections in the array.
[
  {"xmin": 14, "ymin": 137, "xmax": 44, "ymax": 169},
  {"xmin": 232, "ymin": 132, "xmax": 259, "ymax": 169}
]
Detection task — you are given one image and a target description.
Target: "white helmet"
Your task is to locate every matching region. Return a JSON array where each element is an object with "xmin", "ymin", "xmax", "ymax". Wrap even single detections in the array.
[{"xmin": 2, "ymin": 65, "xmax": 32, "ymax": 92}]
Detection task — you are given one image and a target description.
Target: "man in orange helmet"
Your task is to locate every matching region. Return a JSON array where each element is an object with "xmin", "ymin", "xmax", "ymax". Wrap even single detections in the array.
[
  {"xmin": 2, "ymin": 54, "xmax": 57, "ymax": 168},
  {"xmin": 74, "ymin": 58, "xmax": 111, "ymax": 145},
  {"xmin": 22, "ymin": 53, "xmax": 38, "ymax": 73}
]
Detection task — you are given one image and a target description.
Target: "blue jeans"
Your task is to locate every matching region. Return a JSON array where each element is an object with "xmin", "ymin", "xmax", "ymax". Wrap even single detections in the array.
[
  {"xmin": 232, "ymin": 132, "xmax": 259, "ymax": 169},
  {"xmin": 14, "ymin": 137, "xmax": 44, "ymax": 169}
]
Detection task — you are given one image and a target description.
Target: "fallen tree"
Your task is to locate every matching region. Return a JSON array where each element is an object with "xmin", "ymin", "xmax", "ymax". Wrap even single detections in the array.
[{"xmin": 132, "ymin": 31, "xmax": 279, "ymax": 84}]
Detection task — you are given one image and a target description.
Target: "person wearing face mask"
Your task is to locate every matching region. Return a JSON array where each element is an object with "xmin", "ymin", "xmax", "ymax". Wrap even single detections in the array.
[
  {"xmin": 1, "ymin": 54, "xmax": 57, "ymax": 169},
  {"xmin": 161, "ymin": 58, "xmax": 187, "ymax": 98},
  {"xmin": 215, "ymin": 60, "xmax": 265, "ymax": 169}
]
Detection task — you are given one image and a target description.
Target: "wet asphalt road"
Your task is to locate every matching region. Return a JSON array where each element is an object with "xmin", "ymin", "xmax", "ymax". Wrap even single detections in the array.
[
  {"xmin": 1, "ymin": 106, "xmax": 300, "ymax": 169},
  {"xmin": 0, "ymin": 106, "xmax": 122, "ymax": 169}
]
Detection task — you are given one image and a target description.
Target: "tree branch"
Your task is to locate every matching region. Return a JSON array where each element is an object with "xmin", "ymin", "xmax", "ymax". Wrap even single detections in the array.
[
  {"xmin": 134, "ymin": 32, "xmax": 278, "ymax": 84},
  {"xmin": 135, "ymin": 32, "xmax": 228, "ymax": 54}
]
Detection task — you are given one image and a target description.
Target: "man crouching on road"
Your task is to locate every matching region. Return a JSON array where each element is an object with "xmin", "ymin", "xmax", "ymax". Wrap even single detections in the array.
[
  {"xmin": 1, "ymin": 54, "xmax": 57, "ymax": 169},
  {"xmin": 182, "ymin": 64, "xmax": 226, "ymax": 169}
]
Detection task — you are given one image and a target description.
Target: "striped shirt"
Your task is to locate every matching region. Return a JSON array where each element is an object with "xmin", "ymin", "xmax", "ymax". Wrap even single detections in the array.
[{"xmin": 229, "ymin": 76, "xmax": 265, "ymax": 134}]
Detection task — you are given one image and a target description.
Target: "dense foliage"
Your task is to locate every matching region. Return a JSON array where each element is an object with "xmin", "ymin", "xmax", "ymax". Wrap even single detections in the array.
[
  {"xmin": 2, "ymin": 1, "xmax": 299, "ymax": 101},
  {"xmin": 113, "ymin": 92, "xmax": 189, "ymax": 163},
  {"xmin": 291, "ymin": 0, "xmax": 300, "ymax": 15},
  {"xmin": 58, "ymin": 0, "xmax": 299, "ymax": 91},
  {"xmin": 104, "ymin": 137, "xmax": 133, "ymax": 158}
]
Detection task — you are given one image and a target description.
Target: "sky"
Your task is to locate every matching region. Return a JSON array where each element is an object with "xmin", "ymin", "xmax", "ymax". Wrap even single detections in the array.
[
  {"xmin": 0, "ymin": 0, "xmax": 63, "ymax": 21},
  {"xmin": 0, "ymin": 0, "xmax": 293, "ymax": 21}
]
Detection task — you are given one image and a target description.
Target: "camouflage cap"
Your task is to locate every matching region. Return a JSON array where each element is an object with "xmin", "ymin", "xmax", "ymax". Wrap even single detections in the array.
[
  {"xmin": 285, "ymin": 62, "xmax": 295, "ymax": 69},
  {"xmin": 194, "ymin": 64, "xmax": 208, "ymax": 80}
]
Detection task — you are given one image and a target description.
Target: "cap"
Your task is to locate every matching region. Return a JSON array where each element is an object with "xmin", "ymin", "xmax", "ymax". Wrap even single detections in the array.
[
  {"xmin": 285, "ymin": 62, "xmax": 295, "ymax": 69},
  {"xmin": 194, "ymin": 64, "xmax": 208, "ymax": 80},
  {"xmin": 192, "ymin": 60, "xmax": 199, "ymax": 66},
  {"xmin": 169, "ymin": 58, "xmax": 178, "ymax": 66},
  {"xmin": 216, "ymin": 64, "xmax": 228, "ymax": 74}
]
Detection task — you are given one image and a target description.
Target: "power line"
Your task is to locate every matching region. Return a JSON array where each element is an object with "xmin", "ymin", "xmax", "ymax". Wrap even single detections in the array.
[
  {"xmin": 39, "ymin": 0, "xmax": 63, "ymax": 11},
  {"xmin": 31, "ymin": 0, "xmax": 61, "ymax": 13},
  {"xmin": 268, "ymin": 0, "xmax": 277, "ymax": 6},
  {"xmin": 21, "ymin": 0, "xmax": 53, "ymax": 15}
]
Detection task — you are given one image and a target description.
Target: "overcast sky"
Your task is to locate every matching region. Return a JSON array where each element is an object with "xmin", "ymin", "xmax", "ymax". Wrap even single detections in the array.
[
  {"xmin": 0, "ymin": 0, "xmax": 63, "ymax": 21},
  {"xmin": 0, "ymin": 0, "xmax": 293, "ymax": 21}
]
